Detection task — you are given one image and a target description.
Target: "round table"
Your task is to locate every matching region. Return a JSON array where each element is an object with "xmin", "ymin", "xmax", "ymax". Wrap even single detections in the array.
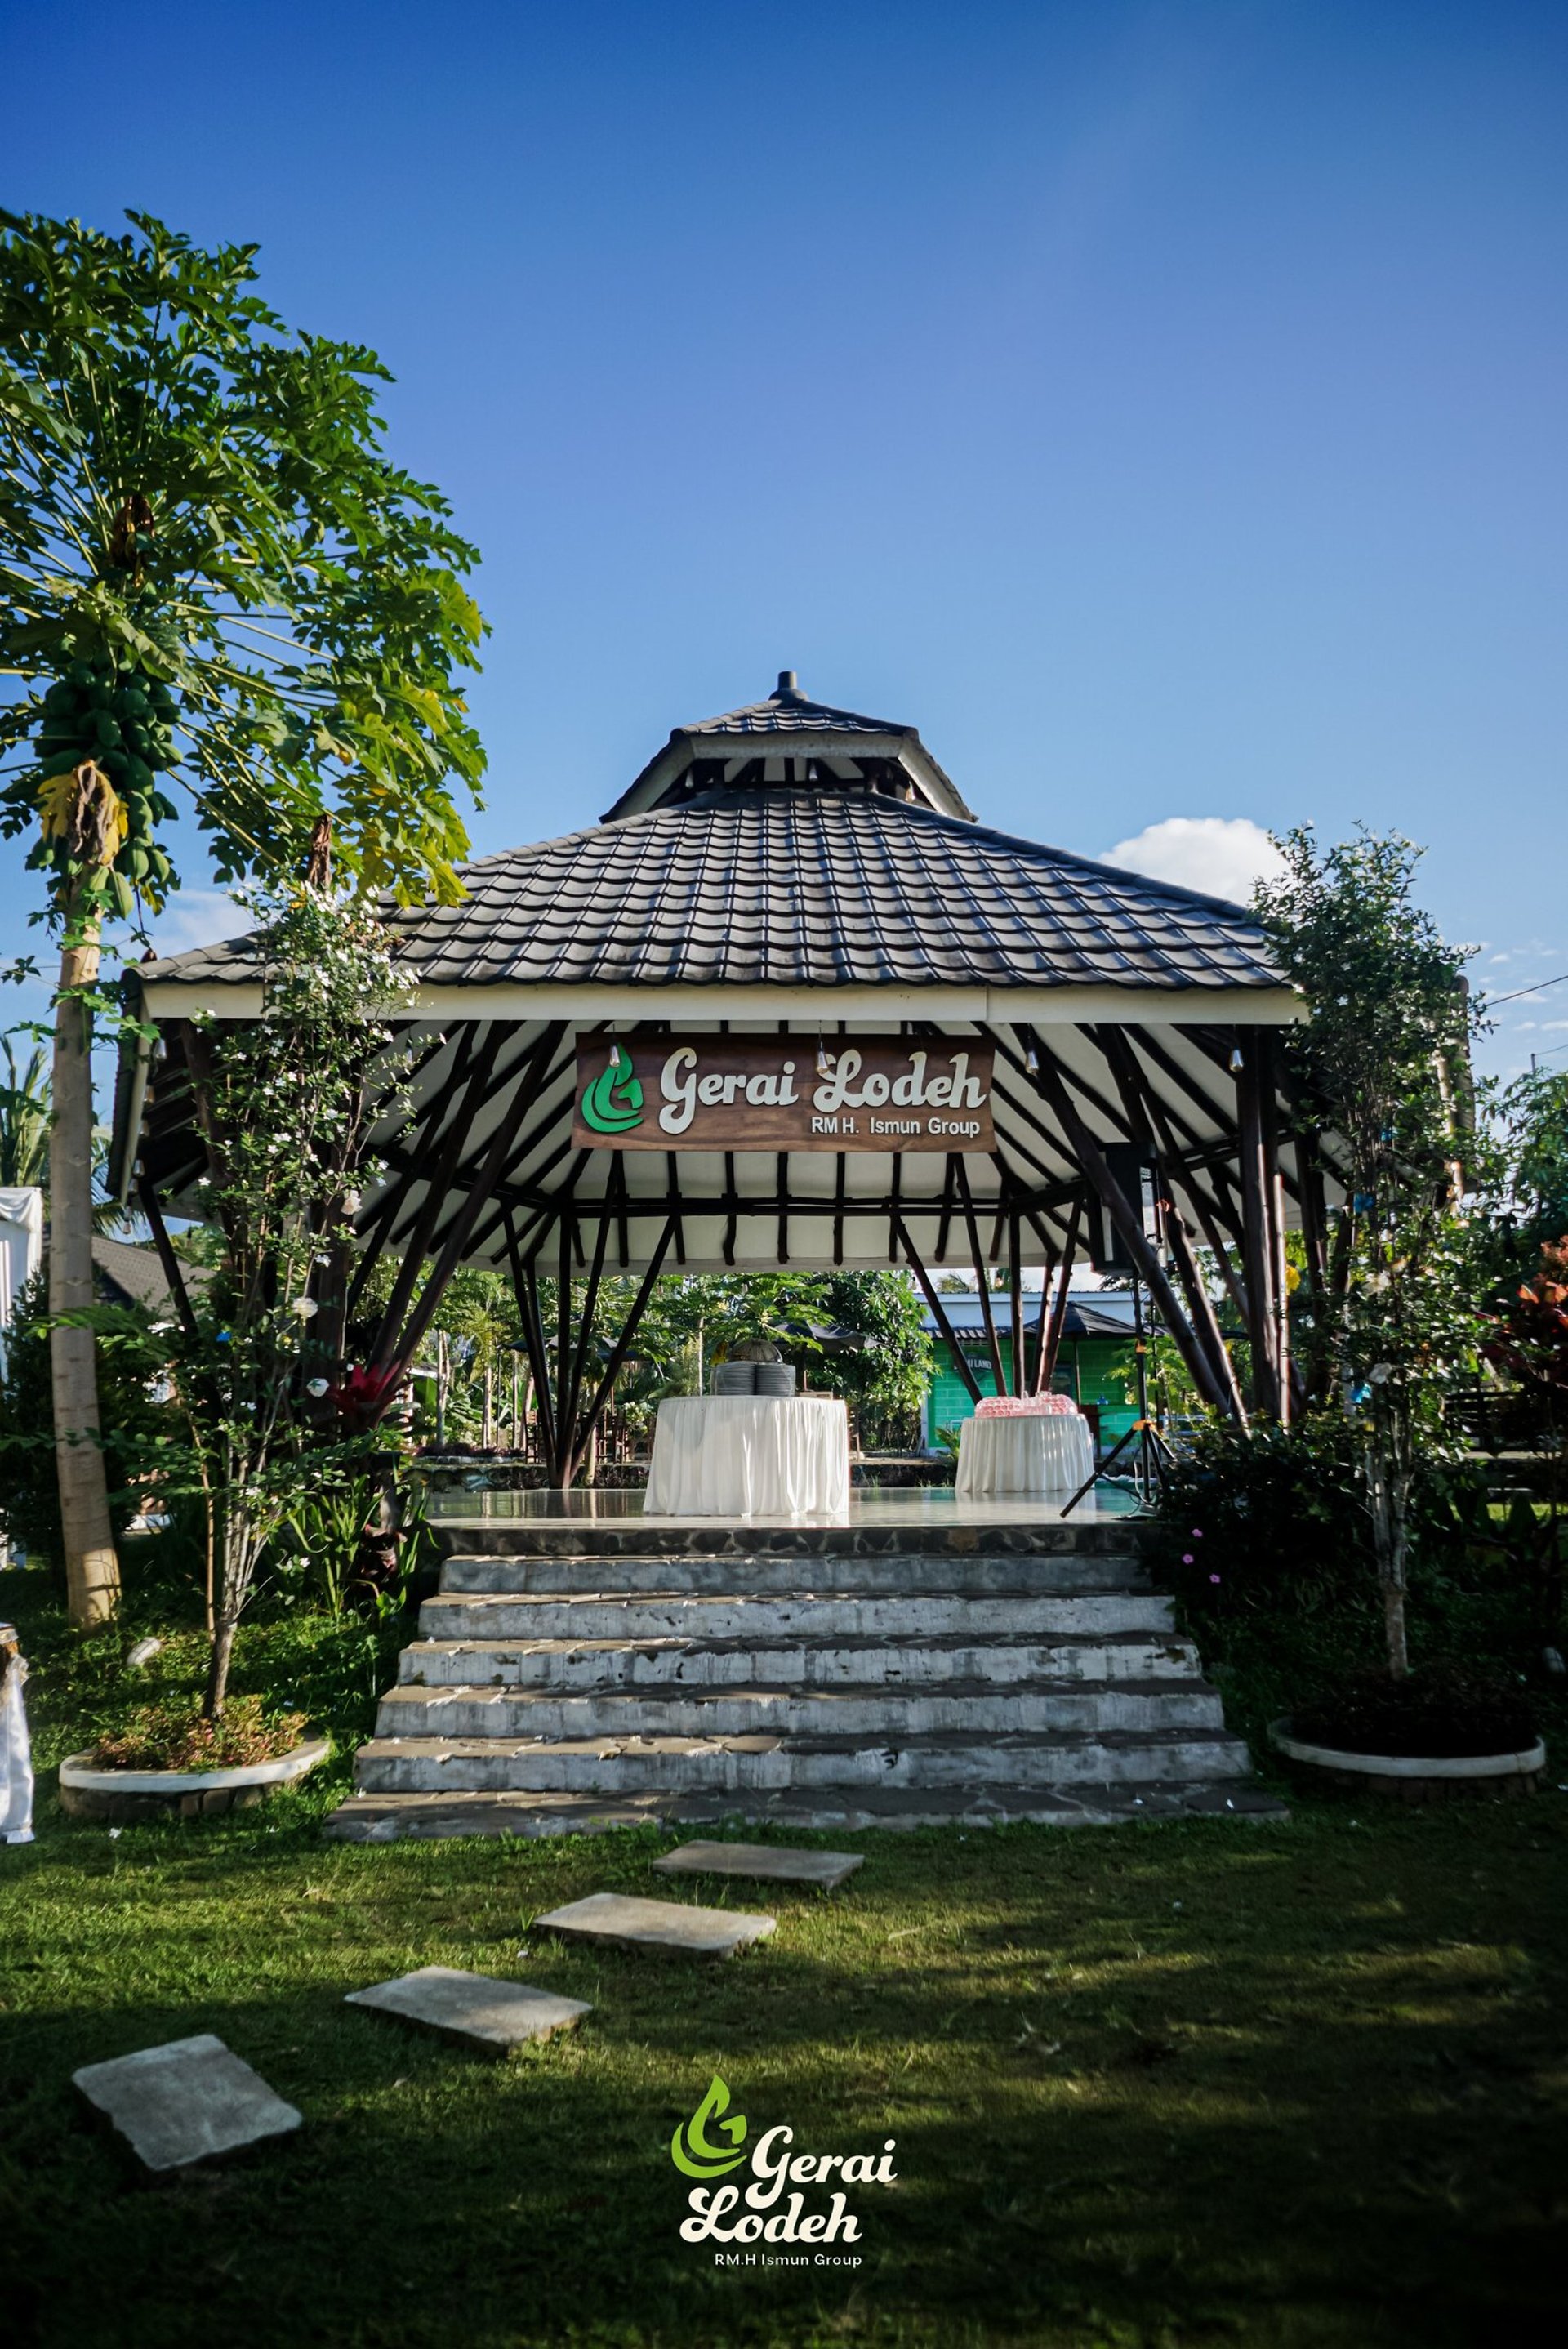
[
  {"xmin": 644, "ymin": 1395, "xmax": 850, "ymax": 1518},
  {"xmin": 955, "ymin": 1411, "xmax": 1095, "ymax": 1500}
]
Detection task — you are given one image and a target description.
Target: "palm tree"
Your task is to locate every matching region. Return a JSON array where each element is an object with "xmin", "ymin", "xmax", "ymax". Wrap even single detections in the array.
[{"xmin": 0, "ymin": 1030, "xmax": 48, "ymax": 1187}]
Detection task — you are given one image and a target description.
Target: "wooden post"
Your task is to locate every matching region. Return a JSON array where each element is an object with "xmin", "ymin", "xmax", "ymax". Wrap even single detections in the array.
[
  {"xmin": 1236, "ymin": 1032, "xmax": 1281, "ymax": 1419},
  {"xmin": 1038, "ymin": 1197, "xmax": 1081, "ymax": 1391},
  {"xmin": 1008, "ymin": 1210, "xmax": 1024, "ymax": 1398}
]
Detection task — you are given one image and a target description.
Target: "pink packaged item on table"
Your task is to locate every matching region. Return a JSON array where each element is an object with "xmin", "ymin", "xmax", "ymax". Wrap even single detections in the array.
[{"xmin": 973, "ymin": 1393, "xmax": 1079, "ymax": 1417}]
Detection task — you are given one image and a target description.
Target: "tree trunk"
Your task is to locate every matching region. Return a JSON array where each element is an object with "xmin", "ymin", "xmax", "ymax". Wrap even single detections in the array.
[
  {"xmin": 203, "ymin": 1607, "xmax": 238, "ymax": 1721},
  {"xmin": 1363, "ymin": 1418, "xmax": 1411, "ymax": 1679},
  {"xmin": 49, "ymin": 898, "xmax": 121, "ymax": 1627}
]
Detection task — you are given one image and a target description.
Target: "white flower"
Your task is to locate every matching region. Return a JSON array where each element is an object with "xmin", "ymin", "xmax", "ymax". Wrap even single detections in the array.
[{"xmin": 290, "ymin": 1297, "xmax": 318, "ymax": 1320}]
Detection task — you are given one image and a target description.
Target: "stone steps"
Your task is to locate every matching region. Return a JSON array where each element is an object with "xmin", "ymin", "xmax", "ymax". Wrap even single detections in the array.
[
  {"xmin": 324, "ymin": 1512, "xmax": 1285, "ymax": 1840},
  {"xmin": 417, "ymin": 1589, "xmax": 1174, "ymax": 1643},
  {"xmin": 432, "ymin": 1520, "xmax": 1147, "ymax": 1559},
  {"xmin": 350, "ymin": 1724, "xmax": 1254, "ymax": 1794},
  {"xmin": 373, "ymin": 1676, "xmax": 1227, "ymax": 1740},
  {"xmin": 398, "ymin": 1629, "xmax": 1205, "ymax": 1690},
  {"xmin": 438, "ymin": 1549, "xmax": 1153, "ymax": 1596},
  {"xmin": 325, "ymin": 1781, "xmax": 1284, "ymax": 1840}
]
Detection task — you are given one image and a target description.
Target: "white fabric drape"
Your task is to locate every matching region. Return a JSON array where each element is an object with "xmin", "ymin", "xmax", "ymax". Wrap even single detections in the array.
[
  {"xmin": 645, "ymin": 1397, "xmax": 850, "ymax": 1518},
  {"xmin": 1, "ymin": 1643, "xmax": 34, "ymax": 1844},
  {"xmin": 0, "ymin": 1188, "xmax": 43, "ymax": 1360},
  {"xmin": 956, "ymin": 1411, "xmax": 1095, "ymax": 1499}
]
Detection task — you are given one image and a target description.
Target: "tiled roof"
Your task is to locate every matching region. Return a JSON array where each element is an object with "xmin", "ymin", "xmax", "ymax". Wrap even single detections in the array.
[
  {"xmin": 604, "ymin": 671, "xmax": 973, "ymax": 821},
  {"xmin": 92, "ymin": 1236, "xmax": 211, "ymax": 1312},
  {"xmin": 142, "ymin": 785, "xmax": 1283, "ymax": 995},
  {"xmin": 683, "ymin": 682, "xmax": 915, "ymax": 737}
]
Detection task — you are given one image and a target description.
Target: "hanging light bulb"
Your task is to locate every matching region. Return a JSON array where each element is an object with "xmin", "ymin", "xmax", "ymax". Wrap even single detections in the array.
[
  {"xmin": 1024, "ymin": 1043, "xmax": 1040, "ymax": 1076},
  {"xmin": 608, "ymin": 1041, "xmax": 623, "ymax": 1069},
  {"xmin": 1228, "ymin": 1045, "xmax": 1245, "ymax": 1074},
  {"xmin": 816, "ymin": 1039, "xmax": 833, "ymax": 1078}
]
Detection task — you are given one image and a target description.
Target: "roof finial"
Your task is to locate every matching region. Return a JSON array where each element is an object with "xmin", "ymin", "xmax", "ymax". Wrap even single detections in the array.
[{"xmin": 776, "ymin": 670, "xmax": 799, "ymax": 696}]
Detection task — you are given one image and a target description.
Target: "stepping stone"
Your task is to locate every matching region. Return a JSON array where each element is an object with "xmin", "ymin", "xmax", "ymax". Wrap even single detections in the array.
[
  {"xmin": 345, "ymin": 1964, "xmax": 590, "ymax": 2054},
  {"xmin": 72, "ymin": 2034, "xmax": 301, "ymax": 2173},
  {"xmin": 653, "ymin": 1839, "xmax": 863, "ymax": 1892},
  {"xmin": 536, "ymin": 1890, "xmax": 775, "ymax": 1958}
]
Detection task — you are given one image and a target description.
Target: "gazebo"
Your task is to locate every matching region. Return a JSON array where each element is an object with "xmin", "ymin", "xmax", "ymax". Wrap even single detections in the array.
[{"xmin": 116, "ymin": 672, "xmax": 1320, "ymax": 1481}]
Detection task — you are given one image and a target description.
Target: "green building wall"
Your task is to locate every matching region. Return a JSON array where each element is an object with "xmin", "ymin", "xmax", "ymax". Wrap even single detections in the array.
[{"xmin": 924, "ymin": 1337, "xmax": 1136, "ymax": 1451}]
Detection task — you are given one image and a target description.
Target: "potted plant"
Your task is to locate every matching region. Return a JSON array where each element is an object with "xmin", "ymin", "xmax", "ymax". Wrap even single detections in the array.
[
  {"xmin": 1254, "ymin": 829, "xmax": 1542, "ymax": 1797},
  {"xmin": 59, "ymin": 887, "xmax": 411, "ymax": 1821}
]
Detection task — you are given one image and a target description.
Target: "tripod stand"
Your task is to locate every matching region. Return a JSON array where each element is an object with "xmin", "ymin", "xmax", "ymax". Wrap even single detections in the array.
[{"xmin": 1061, "ymin": 1277, "xmax": 1179, "ymax": 1515}]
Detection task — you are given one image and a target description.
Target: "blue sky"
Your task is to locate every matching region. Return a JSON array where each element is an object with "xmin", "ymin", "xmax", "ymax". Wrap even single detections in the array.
[{"xmin": 2, "ymin": 0, "xmax": 1564, "ymax": 1080}]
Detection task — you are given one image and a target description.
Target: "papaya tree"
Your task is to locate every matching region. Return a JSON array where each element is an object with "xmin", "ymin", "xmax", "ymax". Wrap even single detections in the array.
[{"xmin": 0, "ymin": 209, "xmax": 486, "ymax": 1626}]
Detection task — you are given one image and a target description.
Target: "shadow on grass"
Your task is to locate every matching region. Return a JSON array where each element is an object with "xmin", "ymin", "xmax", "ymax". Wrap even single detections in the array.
[{"xmin": 4, "ymin": 1802, "xmax": 1568, "ymax": 2349}]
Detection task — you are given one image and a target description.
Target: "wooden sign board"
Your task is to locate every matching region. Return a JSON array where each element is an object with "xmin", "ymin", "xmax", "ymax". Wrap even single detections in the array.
[{"xmin": 572, "ymin": 1035, "xmax": 996, "ymax": 1152}]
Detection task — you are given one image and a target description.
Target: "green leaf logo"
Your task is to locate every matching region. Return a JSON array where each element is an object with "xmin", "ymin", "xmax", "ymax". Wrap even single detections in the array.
[
  {"xmin": 670, "ymin": 2073, "xmax": 748, "ymax": 2178},
  {"xmin": 580, "ymin": 1045, "xmax": 644, "ymax": 1135}
]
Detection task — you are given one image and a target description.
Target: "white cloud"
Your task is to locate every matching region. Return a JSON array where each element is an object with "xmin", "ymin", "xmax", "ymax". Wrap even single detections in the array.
[
  {"xmin": 136, "ymin": 889, "xmax": 249, "ymax": 961},
  {"xmin": 1095, "ymin": 817, "xmax": 1287, "ymax": 907}
]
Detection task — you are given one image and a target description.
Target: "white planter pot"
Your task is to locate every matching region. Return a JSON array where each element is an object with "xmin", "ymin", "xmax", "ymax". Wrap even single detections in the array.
[
  {"xmin": 59, "ymin": 1736, "xmax": 330, "ymax": 1822},
  {"xmin": 1269, "ymin": 1717, "xmax": 1545, "ymax": 1803}
]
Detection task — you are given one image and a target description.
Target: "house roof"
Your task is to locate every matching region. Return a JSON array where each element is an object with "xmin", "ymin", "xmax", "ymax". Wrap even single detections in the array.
[
  {"xmin": 138, "ymin": 787, "xmax": 1282, "ymax": 999},
  {"xmin": 91, "ymin": 1236, "xmax": 210, "ymax": 1315},
  {"xmin": 600, "ymin": 671, "xmax": 975, "ymax": 822},
  {"xmin": 920, "ymin": 1289, "xmax": 1137, "ymax": 1343},
  {"xmin": 117, "ymin": 674, "xmax": 1315, "ymax": 1285}
]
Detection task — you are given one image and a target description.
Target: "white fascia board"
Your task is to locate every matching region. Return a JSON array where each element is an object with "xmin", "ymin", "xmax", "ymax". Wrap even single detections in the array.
[{"xmin": 140, "ymin": 979, "xmax": 1303, "ymax": 1025}]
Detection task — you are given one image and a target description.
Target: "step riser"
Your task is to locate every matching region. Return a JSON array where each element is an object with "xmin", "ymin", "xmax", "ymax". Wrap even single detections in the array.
[
  {"xmin": 439, "ymin": 1553, "xmax": 1152, "ymax": 1597},
  {"xmin": 376, "ymin": 1687, "xmax": 1227, "ymax": 1739},
  {"xmin": 355, "ymin": 1738, "xmax": 1253, "ymax": 1794},
  {"xmin": 328, "ymin": 1792, "xmax": 1266, "ymax": 1837},
  {"xmin": 419, "ymin": 1593, "xmax": 1175, "ymax": 1642},
  {"xmin": 434, "ymin": 1522, "xmax": 1154, "ymax": 1560},
  {"xmin": 399, "ymin": 1637, "xmax": 1202, "ymax": 1690}
]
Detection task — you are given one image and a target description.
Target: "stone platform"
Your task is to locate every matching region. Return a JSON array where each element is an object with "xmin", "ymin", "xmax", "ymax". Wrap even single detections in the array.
[{"xmin": 324, "ymin": 1491, "xmax": 1285, "ymax": 1840}]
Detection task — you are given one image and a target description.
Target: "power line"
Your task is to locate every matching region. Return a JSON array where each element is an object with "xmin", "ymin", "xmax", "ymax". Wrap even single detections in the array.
[{"xmin": 1487, "ymin": 969, "xmax": 1568, "ymax": 1008}]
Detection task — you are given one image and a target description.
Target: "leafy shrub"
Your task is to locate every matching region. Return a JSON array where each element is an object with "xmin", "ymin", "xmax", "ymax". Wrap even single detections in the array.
[
  {"xmin": 88, "ymin": 1692, "xmax": 306, "ymax": 1772},
  {"xmin": 0, "ymin": 1269, "xmax": 172, "ymax": 1575},
  {"xmin": 1148, "ymin": 1417, "xmax": 1377, "ymax": 1638}
]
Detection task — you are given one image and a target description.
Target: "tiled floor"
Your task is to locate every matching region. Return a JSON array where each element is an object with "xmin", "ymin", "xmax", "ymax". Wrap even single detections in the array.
[{"xmin": 424, "ymin": 1478, "xmax": 1143, "ymax": 1532}]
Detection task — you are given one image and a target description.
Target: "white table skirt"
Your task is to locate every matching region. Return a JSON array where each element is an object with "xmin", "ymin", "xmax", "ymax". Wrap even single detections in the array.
[
  {"xmin": 644, "ymin": 1395, "xmax": 851, "ymax": 1518},
  {"xmin": 955, "ymin": 1412, "xmax": 1095, "ymax": 1500}
]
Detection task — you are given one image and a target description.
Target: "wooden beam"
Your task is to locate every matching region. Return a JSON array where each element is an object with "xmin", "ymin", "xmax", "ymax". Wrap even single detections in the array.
[
  {"xmin": 363, "ymin": 1023, "xmax": 505, "ymax": 1361},
  {"xmin": 136, "ymin": 1174, "xmax": 201, "ymax": 1344},
  {"xmin": 504, "ymin": 1206, "xmax": 555, "ymax": 1457},
  {"xmin": 1022, "ymin": 1028, "xmax": 1230, "ymax": 1416},
  {"xmin": 954, "ymin": 1156, "xmax": 1007, "ymax": 1396},
  {"xmin": 373, "ymin": 1024, "xmax": 567, "ymax": 1387},
  {"xmin": 894, "ymin": 1215, "xmax": 983, "ymax": 1406},
  {"xmin": 1039, "ymin": 1197, "xmax": 1081, "ymax": 1390},
  {"xmin": 568, "ymin": 1218, "xmax": 677, "ymax": 1480}
]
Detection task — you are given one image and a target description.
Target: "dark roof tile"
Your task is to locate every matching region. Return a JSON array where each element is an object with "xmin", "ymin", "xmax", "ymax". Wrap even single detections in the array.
[{"xmin": 143, "ymin": 787, "xmax": 1283, "ymax": 997}]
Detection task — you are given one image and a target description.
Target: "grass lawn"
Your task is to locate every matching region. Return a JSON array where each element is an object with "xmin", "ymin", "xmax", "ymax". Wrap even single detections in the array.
[{"xmin": 2, "ymin": 1567, "xmax": 1567, "ymax": 2349}]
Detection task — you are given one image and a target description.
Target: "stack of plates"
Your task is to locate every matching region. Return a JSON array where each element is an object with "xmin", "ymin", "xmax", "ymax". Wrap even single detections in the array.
[
  {"xmin": 712, "ymin": 1362, "xmax": 756, "ymax": 1396},
  {"xmin": 754, "ymin": 1363, "xmax": 796, "ymax": 1397}
]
